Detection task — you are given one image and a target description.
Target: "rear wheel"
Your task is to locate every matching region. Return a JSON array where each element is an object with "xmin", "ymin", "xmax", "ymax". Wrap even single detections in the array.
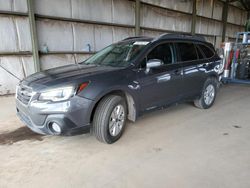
[
  {"xmin": 194, "ymin": 78, "xmax": 218, "ymax": 109},
  {"xmin": 93, "ymin": 95, "xmax": 127, "ymax": 144}
]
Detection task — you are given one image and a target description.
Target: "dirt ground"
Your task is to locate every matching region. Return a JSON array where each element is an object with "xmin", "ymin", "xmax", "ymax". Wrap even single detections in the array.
[{"xmin": 0, "ymin": 84, "xmax": 250, "ymax": 188}]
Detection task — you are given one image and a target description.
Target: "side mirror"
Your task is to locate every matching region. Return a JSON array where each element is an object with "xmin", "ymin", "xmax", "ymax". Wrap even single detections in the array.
[{"xmin": 146, "ymin": 59, "xmax": 163, "ymax": 73}]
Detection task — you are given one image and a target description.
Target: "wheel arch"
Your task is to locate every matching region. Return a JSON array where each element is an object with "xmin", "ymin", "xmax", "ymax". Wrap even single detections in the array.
[
  {"xmin": 208, "ymin": 72, "xmax": 219, "ymax": 79},
  {"xmin": 207, "ymin": 73, "xmax": 220, "ymax": 89},
  {"xmin": 90, "ymin": 90, "xmax": 137, "ymax": 123}
]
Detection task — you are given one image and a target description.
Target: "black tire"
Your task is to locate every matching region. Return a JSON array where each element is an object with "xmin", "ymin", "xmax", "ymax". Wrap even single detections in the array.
[
  {"xmin": 236, "ymin": 60, "xmax": 248, "ymax": 79},
  {"xmin": 93, "ymin": 95, "xmax": 127, "ymax": 144},
  {"xmin": 194, "ymin": 77, "xmax": 218, "ymax": 109}
]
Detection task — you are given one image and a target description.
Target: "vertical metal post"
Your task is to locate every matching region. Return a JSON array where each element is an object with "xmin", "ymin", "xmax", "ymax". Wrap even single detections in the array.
[
  {"xmin": 246, "ymin": 11, "xmax": 250, "ymax": 31},
  {"xmin": 211, "ymin": 0, "xmax": 215, "ymax": 19},
  {"xmin": 191, "ymin": 0, "xmax": 197, "ymax": 35},
  {"xmin": 27, "ymin": 0, "xmax": 40, "ymax": 72},
  {"xmin": 135, "ymin": 0, "xmax": 141, "ymax": 36},
  {"xmin": 222, "ymin": 0, "xmax": 229, "ymax": 42}
]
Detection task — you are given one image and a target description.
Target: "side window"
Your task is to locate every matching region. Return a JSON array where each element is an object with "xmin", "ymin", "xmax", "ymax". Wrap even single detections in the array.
[
  {"xmin": 198, "ymin": 44, "xmax": 215, "ymax": 58},
  {"xmin": 147, "ymin": 43, "xmax": 174, "ymax": 65},
  {"xmin": 177, "ymin": 43, "xmax": 198, "ymax": 62}
]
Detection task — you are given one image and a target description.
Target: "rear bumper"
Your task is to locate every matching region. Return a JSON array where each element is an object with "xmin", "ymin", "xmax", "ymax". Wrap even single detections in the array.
[{"xmin": 16, "ymin": 95, "xmax": 94, "ymax": 136}]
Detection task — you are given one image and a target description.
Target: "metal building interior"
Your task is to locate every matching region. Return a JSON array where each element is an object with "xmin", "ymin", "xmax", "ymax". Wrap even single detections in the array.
[{"xmin": 0, "ymin": 0, "xmax": 250, "ymax": 187}]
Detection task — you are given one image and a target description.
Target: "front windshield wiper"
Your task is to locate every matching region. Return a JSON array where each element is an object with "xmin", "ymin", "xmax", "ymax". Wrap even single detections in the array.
[
  {"xmin": 83, "ymin": 61, "xmax": 100, "ymax": 65},
  {"xmin": 98, "ymin": 61, "xmax": 129, "ymax": 67},
  {"xmin": 82, "ymin": 59, "xmax": 129, "ymax": 67}
]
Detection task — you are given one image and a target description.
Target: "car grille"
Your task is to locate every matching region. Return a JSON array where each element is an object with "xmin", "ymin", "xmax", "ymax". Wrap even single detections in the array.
[{"xmin": 16, "ymin": 85, "xmax": 34, "ymax": 105}]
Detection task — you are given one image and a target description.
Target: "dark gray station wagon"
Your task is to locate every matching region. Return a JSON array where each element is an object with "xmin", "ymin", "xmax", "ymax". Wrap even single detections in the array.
[{"xmin": 16, "ymin": 34, "xmax": 223, "ymax": 144}]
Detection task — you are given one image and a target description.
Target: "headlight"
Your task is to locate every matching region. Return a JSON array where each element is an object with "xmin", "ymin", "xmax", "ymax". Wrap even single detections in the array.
[{"xmin": 38, "ymin": 86, "xmax": 75, "ymax": 102}]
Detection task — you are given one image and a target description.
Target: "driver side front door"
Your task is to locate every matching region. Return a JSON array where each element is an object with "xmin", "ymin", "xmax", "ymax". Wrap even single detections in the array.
[{"xmin": 135, "ymin": 42, "xmax": 183, "ymax": 111}]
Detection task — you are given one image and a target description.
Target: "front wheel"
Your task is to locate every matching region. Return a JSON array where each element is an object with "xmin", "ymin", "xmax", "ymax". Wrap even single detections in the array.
[
  {"xmin": 93, "ymin": 95, "xmax": 127, "ymax": 144},
  {"xmin": 194, "ymin": 78, "xmax": 218, "ymax": 109}
]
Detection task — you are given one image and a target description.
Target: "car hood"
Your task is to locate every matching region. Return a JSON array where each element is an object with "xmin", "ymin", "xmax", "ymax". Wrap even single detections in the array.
[{"xmin": 21, "ymin": 63, "xmax": 122, "ymax": 90}]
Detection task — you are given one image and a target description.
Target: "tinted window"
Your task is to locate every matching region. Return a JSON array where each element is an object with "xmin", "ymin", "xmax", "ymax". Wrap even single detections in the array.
[
  {"xmin": 147, "ymin": 43, "xmax": 174, "ymax": 65},
  {"xmin": 177, "ymin": 43, "xmax": 198, "ymax": 61},
  {"xmin": 198, "ymin": 44, "xmax": 214, "ymax": 58}
]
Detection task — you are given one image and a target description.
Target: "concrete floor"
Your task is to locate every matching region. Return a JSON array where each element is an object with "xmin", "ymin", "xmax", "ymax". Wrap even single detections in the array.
[{"xmin": 0, "ymin": 84, "xmax": 250, "ymax": 188}]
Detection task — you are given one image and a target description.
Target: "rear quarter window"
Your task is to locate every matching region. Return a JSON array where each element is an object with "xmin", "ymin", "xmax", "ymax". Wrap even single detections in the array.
[{"xmin": 198, "ymin": 44, "xmax": 215, "ymax": 59}]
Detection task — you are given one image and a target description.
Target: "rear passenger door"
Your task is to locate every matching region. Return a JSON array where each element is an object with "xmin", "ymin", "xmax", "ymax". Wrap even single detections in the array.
[{"xmin": 176, "ymin": 42, "xmax": 207, "ymax": 97}]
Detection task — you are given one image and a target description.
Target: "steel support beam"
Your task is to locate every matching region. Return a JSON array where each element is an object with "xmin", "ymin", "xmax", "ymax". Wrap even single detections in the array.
[
  {"xmin": 222, "ymin": 0, "xmax": 229, "ymax": 42},
  {"xmin": 40, "ymin": 51, "xmax": 96, "ymax": 55},
  {"xmin": 0, "ymin": 10, "xmax": 28, "ymax": 17},
  {"xmin": 191, "ymin": 0, "xmax": 197, "ymax": 35},
  {"xmin": 135, "ymin": 0, "xmax": 141, "ymax": 36},
  {"xmin": 27, "ymin": 0, "xmax": 40, "ymax": 72},
  {"xmin": 36, "ymin": 14, "xmax": 134, "ymax": 29},
  {"xmin": 0, "ymin": 52, "xmax": 32, "ymax": 56}
]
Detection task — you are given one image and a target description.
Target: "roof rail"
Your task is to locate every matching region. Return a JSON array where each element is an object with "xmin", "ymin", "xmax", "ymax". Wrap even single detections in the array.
[
  {"xmin": 122, "ymin": 36, "xmax": 150, "ymax": 41},
  {"xmin": 155, "ymin": 33, "xmax": 206, "ymax": 42}
]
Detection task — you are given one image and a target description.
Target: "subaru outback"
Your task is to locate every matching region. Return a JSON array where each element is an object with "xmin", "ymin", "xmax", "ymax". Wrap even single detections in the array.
[{"xmin": 16, "ymin": 34, "xmax": 223, "ymax": 144}]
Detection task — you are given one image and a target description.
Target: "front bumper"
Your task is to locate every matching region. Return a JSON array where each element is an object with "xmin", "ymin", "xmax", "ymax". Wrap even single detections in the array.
[{"xmin": 16, "ymin": 95, "xmax": 94, "ymax": 136}]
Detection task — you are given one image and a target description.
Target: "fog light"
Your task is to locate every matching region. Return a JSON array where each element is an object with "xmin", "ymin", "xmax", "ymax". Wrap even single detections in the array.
[{"xmin": 51, "ymin": 122, "xmax": 61, "ymax": 134}]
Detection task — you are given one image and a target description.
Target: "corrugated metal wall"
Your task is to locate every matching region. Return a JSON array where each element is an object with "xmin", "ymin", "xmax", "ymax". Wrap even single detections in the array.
[
  {"xmin": 0, "ymin": 0, "xmax": 248, "ymax": 95},
  {"xmin": 0, "ymin": 0, "xmax": 34, "ymax": 95}
]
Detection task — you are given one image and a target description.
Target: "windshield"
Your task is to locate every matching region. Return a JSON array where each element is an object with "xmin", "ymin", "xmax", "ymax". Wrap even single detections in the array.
[{"xmin": 83, "ymin": 41, "xmax": 149, "ymax": 67}]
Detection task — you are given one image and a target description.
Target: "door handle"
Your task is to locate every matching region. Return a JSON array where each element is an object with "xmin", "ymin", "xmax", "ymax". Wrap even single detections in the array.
[
  {"xmin": 203, "ymin": 63, "xmax": 209, "ymax": 67},
  {"xmin": 174, "ymin": 69, "xmax": 182, "ymax": 75}
]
